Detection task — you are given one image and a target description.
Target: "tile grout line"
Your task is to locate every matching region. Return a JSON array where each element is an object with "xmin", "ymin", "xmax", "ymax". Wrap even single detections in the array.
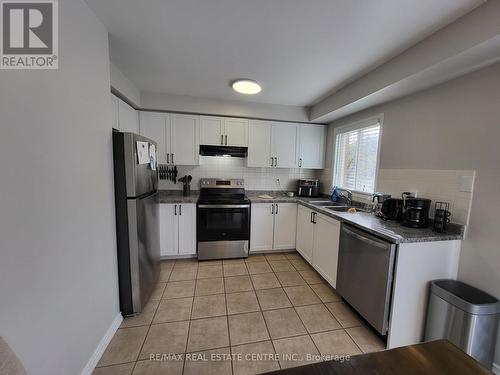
[
  {"xmin": 181, "ymin": 260, "xmax": 198, "ymax": 375},
  {"xmin": 129, "ymin": 259, "xmax": 178, "ymax": 373},
  {"xmin": 249, "ymin": 263, "xmax": 282, "ymax": 371},
  {"xmin": 222, "ymin": 275, "xmax": 235, "ymax": 375}
]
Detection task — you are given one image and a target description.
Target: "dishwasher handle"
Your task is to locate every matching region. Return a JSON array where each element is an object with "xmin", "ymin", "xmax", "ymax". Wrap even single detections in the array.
[{"xmin": 342, "ymin": 225, "xmax": 392, "ymax": 250}]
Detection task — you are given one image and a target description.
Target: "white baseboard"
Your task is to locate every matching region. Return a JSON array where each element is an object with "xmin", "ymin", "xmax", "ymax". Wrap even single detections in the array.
[
  {"xmin": 492, "ymin": 362, "xmax": 500, "ymax": 374},
  {"xmin": 80, "ymin": 313, "xmax": 123, "ymax": 375}
]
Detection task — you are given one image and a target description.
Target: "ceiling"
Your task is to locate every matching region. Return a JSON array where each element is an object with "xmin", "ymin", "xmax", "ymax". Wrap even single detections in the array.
[{"xmin": 86, "ymin": 0, "xmax": 483, "ymax": 107}]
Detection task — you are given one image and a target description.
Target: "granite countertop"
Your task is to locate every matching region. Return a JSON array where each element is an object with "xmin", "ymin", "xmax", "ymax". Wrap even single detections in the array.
[
  {"xmin": 158, "ymin": 190, "xmax": 199, "ymax": 203},
  {"xmin": 157, "ymin": 190, "xmax": 465, "ymax": 244},
  {"xmin": 296, "ymin": 200, "xmax": 464, "ymax": 244}
]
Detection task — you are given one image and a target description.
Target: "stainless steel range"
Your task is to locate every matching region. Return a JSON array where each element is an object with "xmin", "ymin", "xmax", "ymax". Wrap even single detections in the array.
[{"xmin": 197, "ymin": 178, "xmax": 251, "ymax": 260}]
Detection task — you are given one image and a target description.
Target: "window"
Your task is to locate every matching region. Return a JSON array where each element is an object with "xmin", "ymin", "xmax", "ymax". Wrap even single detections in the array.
[{"xmin": 333, "ymin": 117, "xmax": 382, "ymax": 194}]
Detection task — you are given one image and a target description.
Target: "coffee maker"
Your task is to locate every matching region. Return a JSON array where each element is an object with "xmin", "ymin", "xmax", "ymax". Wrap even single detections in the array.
[{"xmin": 401, "ymin": 192, "xmax": 432, "ymax": 228}]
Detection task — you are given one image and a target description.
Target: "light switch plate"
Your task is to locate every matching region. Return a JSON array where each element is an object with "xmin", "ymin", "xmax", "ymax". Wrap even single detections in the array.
[{"xmin": 459, "ymin": 176, "xmax": 474, "ymax": 193}]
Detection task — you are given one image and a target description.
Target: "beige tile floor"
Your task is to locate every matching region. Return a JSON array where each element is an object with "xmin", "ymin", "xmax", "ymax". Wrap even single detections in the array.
[{"xmin": 94, "ymin": 252, "xmax": 385, "ymax": 375}]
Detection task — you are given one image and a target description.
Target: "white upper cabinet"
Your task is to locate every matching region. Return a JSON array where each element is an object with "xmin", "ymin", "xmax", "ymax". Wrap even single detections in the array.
[
  {"xmin": 298, "ymin": 124, "xmax": 326, "ymax": 169},
  {"xmin": 224, "ymin": 118, "xmax": 248, "ymax": 146},
  {"xmin": 200, "ymin": 116, "xmax": 248, "ymax": 146},
  {"xmin": 247, "ymin": 120, "xmax": 273, "ymax": 167},
  {"xmin": 140, "ymin": 112, "xmax": 199, "ymax": 166},
  {"xmin": 200, "ymin": 116, "xmax": 224, "ymax": 146},
  {"xmin": 117, "ymin": 98, "xmax": 139, "ymax": 133},
  {"xmin": 271, "ymin": 122, "xmax": 298, "ymax": 168},
  {"xmin": 139, "ymin": 111, "xmax": 169, "ymax": 164},
  {"xmin": 171, "ymin": 114, "xmax": 199, "ymax": 166}
]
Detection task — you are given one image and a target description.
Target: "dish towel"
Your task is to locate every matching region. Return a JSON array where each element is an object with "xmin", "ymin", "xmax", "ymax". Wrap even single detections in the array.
[{"xmin": 0, "ymin": 337, "xmax": 26, "ymax": 375}]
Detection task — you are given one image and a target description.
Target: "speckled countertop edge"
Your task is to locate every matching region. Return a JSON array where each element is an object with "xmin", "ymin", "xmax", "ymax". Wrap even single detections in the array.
[{"xmin": 158, "ymin": 190, "xmax": 465, "ymax": 244}]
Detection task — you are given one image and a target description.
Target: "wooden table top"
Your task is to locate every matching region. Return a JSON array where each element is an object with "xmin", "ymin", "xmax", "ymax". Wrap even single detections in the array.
[{"xmin": 265, "ymin": 340, "xmax": 493, "ymax": 375}]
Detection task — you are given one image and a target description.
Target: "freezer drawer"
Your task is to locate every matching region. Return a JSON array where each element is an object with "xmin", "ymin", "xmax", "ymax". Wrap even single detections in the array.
[{"xmin": 337, "ymin": 224, "xmax": 396, "ymax": 335}]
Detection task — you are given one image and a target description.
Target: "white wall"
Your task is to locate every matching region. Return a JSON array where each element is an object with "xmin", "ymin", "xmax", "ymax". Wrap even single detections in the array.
[
  {"xmin": 141, "ymin": 91, "xmax": 310, "ymax": 122},
  {"xmin": 110, "ymin": 62, "xmax": 141, "ymax": 107},
  {"xmin": 322, "ymin": 62, "xmax": 500, "ymax": 368},
  {"xmin": 0, "ymin": 1, "xmax": 120, "ymax": 374}
]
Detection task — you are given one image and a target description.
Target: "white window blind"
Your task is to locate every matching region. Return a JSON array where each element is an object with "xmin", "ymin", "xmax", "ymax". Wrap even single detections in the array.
[{"xmin": 333, "ymin": 121, "xmax": 381, "ymax": 194}]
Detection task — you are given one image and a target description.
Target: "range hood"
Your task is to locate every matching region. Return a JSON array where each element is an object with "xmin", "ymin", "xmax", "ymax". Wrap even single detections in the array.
[{"xmin": 199, "ymin": 145, "xmax": 248, "ymax": 158}]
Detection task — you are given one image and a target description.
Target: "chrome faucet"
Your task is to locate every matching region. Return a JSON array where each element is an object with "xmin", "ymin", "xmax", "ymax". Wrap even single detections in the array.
[{"xmin": 337, "ymin": 188, "xmax": 353, "ymax": 206}]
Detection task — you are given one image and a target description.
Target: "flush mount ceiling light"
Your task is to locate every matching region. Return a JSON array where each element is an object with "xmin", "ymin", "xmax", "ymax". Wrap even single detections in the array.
[{"xmin": 231, "ymin": 79, "xmax": 262, "ymax": 95}]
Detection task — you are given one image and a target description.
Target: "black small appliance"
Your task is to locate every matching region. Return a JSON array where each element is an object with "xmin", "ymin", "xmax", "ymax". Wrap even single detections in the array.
[
  {"xmin": 297, "ymin": 179, "xmax": 320, "ymax": 197},
  {"xmin": 401, "ymin": 194, "xmax": 432, "ymax": 228},
  {"xmin": 380, "ymin": 198, "xmax": 404, "ymax": 221}
]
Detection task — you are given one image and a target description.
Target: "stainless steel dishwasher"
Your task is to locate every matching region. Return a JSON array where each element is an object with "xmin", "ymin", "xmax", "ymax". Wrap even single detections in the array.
[{"xmin": 336, "ymin": 224, "xmax": 396, "ymax": 335}]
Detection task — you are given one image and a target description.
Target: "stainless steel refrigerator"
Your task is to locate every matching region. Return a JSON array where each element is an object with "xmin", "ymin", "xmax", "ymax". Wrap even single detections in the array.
[{"xmin": 113, "ymin": 131, "xmax": 160, "ymax": 315}]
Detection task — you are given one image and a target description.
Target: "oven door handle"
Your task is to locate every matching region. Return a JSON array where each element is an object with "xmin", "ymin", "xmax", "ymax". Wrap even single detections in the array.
[{"xmin": 198, "ymin": 204, "xmax": 250, "ymax": 209}]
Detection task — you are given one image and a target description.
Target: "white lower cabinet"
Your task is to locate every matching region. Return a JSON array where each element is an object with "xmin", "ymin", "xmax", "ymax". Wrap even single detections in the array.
[
  {"xmin": 273, "ymin": 203, "xmax": 297, "ymax": 250},
  {"xmin": 311, "ymin": 213, "xmax": 341, "ymax": 288},
  {"xmin": 177, "ymin": 204, "xmax": 197, "ymax": 255},
  {"xmin": 250, "ymin": 203, "xmax": 297, "ymax": 252},
  {"xmin": 295, "ymin": 204, "xmax": 341, "ymax": 287},
  {"xmin": 160, "ymin": 203, "xmax": 196, "ymax": 257},
  {"xmin": 295, "ymin": 205, "xmax": 315, "ymax": 262}
]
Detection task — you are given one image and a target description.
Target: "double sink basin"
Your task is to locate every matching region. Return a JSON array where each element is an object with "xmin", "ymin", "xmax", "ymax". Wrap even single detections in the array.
[{"xmin": 308, "ymin": 200, "xmax": 371, "ymax": 213}]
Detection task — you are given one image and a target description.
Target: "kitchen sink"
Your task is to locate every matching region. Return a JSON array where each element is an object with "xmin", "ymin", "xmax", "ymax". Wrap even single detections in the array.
[
  {"xmin": 309, "ymin": 200, "xmax": 345, "ymax": 207},
  {"xmin": 325, "ymin": 206, "xmax": 371, "ymax": 213}
]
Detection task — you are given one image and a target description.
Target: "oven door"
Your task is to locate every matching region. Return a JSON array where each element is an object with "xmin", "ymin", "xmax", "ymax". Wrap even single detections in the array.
[
  {"xmin": 197, "ymin": 204, "xmax": 250, "ymax": 241},
  {"xmin": 197, "ymin": 204, "xmax": 250, "ymax": 259}
]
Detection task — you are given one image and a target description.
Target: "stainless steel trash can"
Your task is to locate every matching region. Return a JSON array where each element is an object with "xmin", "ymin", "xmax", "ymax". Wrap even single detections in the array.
[{"xmin": 424, "ymin": 279, "xmax": 500, "ymax": 369}]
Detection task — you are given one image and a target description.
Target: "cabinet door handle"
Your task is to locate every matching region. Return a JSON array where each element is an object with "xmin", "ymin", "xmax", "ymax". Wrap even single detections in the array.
[
  {"xmin": 179, "ymin": 204, "xmax": 182, "ymax": 216},
  {"xmin": 167, "ymin": 153, "xmax": 170, "ymax": 164},
  {"xmin": 313, "ymin": 212, "xmax": 317, "ymax": 224},
  {"xmin": 274, "ymin": 157, "xmax": 278, "ymax": 167},
  {"xmin": 174, "ymin": 204, "xmax": 177, "ymax": 216},
  {"xmin": 171, "ymin": 153, "xmax": 174, "ymax": 164},
  {"xmin": 271, "ymin": 204, "xmax": 274, "ymax": 215},
  {"xmin": 225, "ymin": 135, "xmax": 228, "ymax": 145},
  {"xmin": 275, "ymin": 204, "xmax": 279, "ymax": 214},
  {"xmin": 221, "ymin": 135, "xmax": 224, "ymax": 145},
  {"xmin": 270, "ymin": 157, "xmax": 274, "ymax": 167},
  {"xmin": 310, "ymin": 211, "xmax": 313, "ymax": 223},
  {"xmin": 298, "ymin": 158, "xmax": 302, "ymax": 167}
]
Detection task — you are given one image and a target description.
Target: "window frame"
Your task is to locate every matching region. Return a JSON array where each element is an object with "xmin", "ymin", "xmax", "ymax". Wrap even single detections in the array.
[{"xmin": 331, "ymin": 114, "xmax": 384, "ymax": 196}]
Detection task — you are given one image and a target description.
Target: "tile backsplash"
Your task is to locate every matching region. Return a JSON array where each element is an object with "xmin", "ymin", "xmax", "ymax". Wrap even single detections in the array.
[
  {"xmin": 159, "ymin": 156, "xmax": 316, "ymax": 192},
  {"xmin": 317, "ymin": 168, "xmax": 475, "ymax": 225},
  {"xmin": 376, "ymin": 169, "xmax": 475, "ymax": 225}
]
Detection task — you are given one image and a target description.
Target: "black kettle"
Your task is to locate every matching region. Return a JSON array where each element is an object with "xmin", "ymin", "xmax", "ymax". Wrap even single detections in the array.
[{"xmin": 401, "ymin": 192, "xmax": 432, "ymax": 228}]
